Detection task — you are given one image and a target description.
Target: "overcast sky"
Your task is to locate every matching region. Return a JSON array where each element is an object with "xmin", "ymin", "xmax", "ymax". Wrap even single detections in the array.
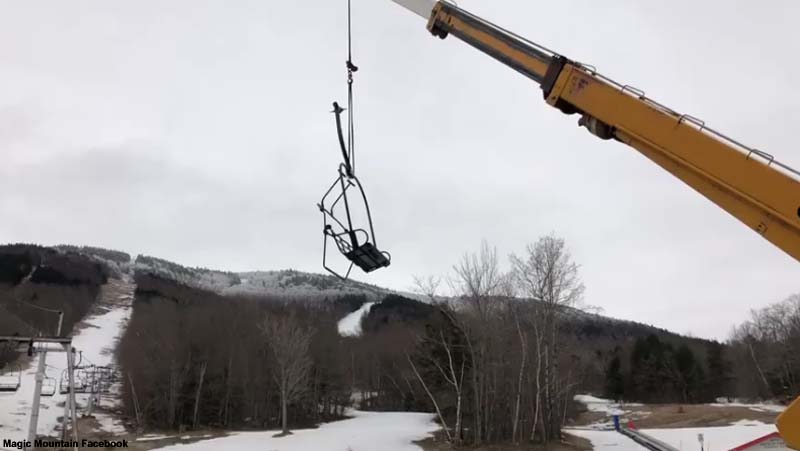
[{"xmin": 1, "ymin": 0, "xmax": 798, "ymax": 340}]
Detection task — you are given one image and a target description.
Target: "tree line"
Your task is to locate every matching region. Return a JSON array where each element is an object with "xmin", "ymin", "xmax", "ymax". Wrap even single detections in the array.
[
  {"xmin": 728, "ymin": 293, "xmax": 800, "ymax": 404},
  {"xmin": 119, "ymin": 273, "xmax": 360, "ymax": 434},
  {"xmin": 601, "ymin": 295, "xmax": 800, "ymax": 407},
  {"xmin": 115, "ymin": 238, "xmax": 799, "ymax": 448},
  {"xmin": 603, "ymin": 335, "xmax": 732, "ymax": 404},
  {"xmin": 0, "ymin": 244, "xmax": 111, "ymax": 368},
  {"xmin": 400, "ymin": 236, "xmax": 590, "ymax": 445}
]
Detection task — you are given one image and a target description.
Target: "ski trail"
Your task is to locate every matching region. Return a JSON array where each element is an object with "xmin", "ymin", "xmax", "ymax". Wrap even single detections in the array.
[
  {"xmin": 337, "ymin": 302, "xmax": 376, "ymax": 337},
  {"xmin": 0, "ymin": 274, "xmax": 136, "ymax": 438}
]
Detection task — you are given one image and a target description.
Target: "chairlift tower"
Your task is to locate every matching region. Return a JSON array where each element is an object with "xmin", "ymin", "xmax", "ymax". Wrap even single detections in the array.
[{"xmin": 0, "ymin": 335, "xmax": 80, "ymax": 451}]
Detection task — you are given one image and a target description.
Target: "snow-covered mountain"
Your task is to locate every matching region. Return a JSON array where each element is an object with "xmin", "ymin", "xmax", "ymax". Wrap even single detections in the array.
[
  {"xmin": 55, "ymin": 245, "xmax": 131, "ymax": 278},
  {"xmin": 134, "ymin": 255, "xmax": 407, "ymax": 301}
]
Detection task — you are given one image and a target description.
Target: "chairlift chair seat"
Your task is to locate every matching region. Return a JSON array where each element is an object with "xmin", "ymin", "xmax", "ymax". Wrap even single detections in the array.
[
  {"xmin": 345, "ymin": 242, "xmax": 390, "ymax": 273},
  {"xmin": 0, "ymin": 375, "xmax": 21, "ymax": 392}
]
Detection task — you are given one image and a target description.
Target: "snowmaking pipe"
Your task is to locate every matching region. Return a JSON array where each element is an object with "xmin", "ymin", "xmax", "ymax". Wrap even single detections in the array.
[{"xmin": 619, "ymin": 427, "xmax": 679, "ymax": 451}]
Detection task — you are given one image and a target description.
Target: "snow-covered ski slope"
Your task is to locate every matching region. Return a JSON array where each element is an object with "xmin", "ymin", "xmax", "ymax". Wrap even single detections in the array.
[
  {"xmin": 0, "ymin": 276, "xmax": 134, "ymax": 438},
  {"xmin": 156, "ymin": 410, "xmax": 438, "ymax": 451},
  {"xmin": 337, "ymin": 302, "xmax": 376, "ymax": 337}
]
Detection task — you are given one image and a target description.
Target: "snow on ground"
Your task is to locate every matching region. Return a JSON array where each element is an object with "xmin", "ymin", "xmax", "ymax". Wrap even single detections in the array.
[
  {"xmin": 136, "ymin": 434, "xmax": 176, "ymax": 442},
  {"xmin": 575, "ymin": 394, "xmax": 642, "ymax": 416},
  {"xmin": 225, "ymin": 271, "xmax": 387, "ymax": 299},
  {"xmin": 565, "ymin": 430, "xmax": 647, "ymax": 451},
  {"xmin": 710, "ymin": 399, "xmax": 786, "ymax": 413},
  {"xmin": 641, "ymin": 423, "xmax": 778, "ymax": 451},
  {"xmin": 568, "ymin": 424, "xmax": 780, "ymax": 451},
  {"xmin": 729, "ymin": 419, "xmax": 768, "ymax": 427},
  {"xmin": 338, "ymin": 302, "xmax": 376, "ymax": 337},
  {"xmin": 155, "ymin": 410, "xmax": 438, "ymax": 451},
  {"xmin": 0, "ymin": 277, "xmax": 134, "ymax": 438}
]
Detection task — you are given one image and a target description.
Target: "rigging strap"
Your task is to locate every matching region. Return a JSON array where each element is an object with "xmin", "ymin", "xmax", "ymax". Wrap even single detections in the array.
[{"xmin": 346, "ymin": 0, "xmax": 358, "ymax": 177}]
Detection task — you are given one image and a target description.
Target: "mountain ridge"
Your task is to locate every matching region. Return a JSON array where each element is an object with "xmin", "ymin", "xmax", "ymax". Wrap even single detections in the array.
[{"xmin": 1, "ymin": 243, "xmax": 711, "ymax": 346}]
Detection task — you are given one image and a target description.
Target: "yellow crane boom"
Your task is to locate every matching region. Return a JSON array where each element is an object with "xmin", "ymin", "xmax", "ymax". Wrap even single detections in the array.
[{"xmin": 391, "ymin": 0, "xmax": 800, "ymax": 446}]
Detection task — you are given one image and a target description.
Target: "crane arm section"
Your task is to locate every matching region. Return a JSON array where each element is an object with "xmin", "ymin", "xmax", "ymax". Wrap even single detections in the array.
[{"xmin": 402, "ymin": 0, "xmax": 800, "ymax": 264}]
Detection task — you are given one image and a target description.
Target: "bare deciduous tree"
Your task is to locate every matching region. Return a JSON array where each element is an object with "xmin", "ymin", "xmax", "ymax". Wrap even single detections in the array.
[
  {"xmin": 412, "ymin": 274, "xmax": 443, "ymax": 304},
  {"xmin": 730, "ymin": 293, "xmax": 800, "ymax": 401},
  {"xmin": 451, "ymin": 240, "xmax": 503, "ymax": 317},
  {"xmin": 406, "ymin": 351, "xmax": 453, "ymax": 443},
  {"xmin": 192, "ymin": 360, "xmax": 207, "ymax": 429},
  {"xmin": 448, "ymin": 240, "xmax": 505, "ymax": 445},
  {"xmin": 261, "ymin": 313, "xmax": 314, "ymax": 436},
  {"xmin": 510, "ymin": 234, "xmax": 584, "ymax": 442}
]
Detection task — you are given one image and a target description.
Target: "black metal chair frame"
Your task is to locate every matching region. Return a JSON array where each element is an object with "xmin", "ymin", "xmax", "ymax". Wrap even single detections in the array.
[
  {"xmin": 318, "ymin": 100, "xmax": 391, "ymax": 280},
  {"xmin": 319, "ymin": 163, "xmax": 391, "ymax": 280}
]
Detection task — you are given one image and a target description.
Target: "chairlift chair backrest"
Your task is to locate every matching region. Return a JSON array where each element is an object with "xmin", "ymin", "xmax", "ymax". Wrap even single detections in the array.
[{"xmin": 41, "ymin": 375, "xmax": 57, "ymax": 397}]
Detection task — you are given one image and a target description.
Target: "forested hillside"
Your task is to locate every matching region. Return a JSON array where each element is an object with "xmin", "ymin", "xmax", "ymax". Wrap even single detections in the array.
[
  {"xmin": 0, "ymin": 244, "xmax": 128, "ymax": 368},
  {"xmin": 118, "ymin": 270, "xmax": 434, "ymax": 432},
  {"xmin": 118, "ymin": 239, "xmax": 744, "ymax": 446},
  {"xmin": 2, "ymin": 242, "xmax": 794, "ymax": 447},
  {"xmin": 134, "ymin": 255, "xmax": 396, "ymax": 300}
]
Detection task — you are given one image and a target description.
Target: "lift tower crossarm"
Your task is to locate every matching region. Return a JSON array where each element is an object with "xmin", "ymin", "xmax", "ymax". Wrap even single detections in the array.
[{"xmin": 393, "ymin": 0, "xmax": 800, "ymax": 264}]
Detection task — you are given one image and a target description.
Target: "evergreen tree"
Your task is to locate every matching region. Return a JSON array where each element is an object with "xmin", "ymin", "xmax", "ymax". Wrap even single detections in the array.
[
  {"xmin": 605, "ymin": 355, "xmax": 625, "ymax": 401},
  {"xmin": 673, "ymin": 344, "xmax": 704, "ymax": 403},
  {"xmin": 705, "ymin": 341, "xmax": 732, "ymax": 401},
  {"xmin": 630, "ymin": 335, "xmax": 669, "ymax": 402}
]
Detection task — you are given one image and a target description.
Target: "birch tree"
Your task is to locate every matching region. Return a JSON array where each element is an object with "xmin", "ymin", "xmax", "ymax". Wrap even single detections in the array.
[
  {"xmin": 510, "ymin": 234, "xmax": 584, "ymax": 442},
  {"xmin": 449, "ymin": 240, "xmax": 503, "ymax": 444}
]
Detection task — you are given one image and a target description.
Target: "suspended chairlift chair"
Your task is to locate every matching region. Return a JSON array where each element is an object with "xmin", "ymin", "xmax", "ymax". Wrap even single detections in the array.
[
  {"xmin": 74, "ymin": 366, "xmax": 90, "ymax": 393},
  {"xmin": 317, "ymin": 1, "xmax": 391, "ymax": 280},
  {"xmin": 41, "ymin": 372, "xmax": 57, "ymax": 397},
  {"xmin": 0, "ymin": 365, "xmax": 22, "ymax": 392},
  {"xmin": 59, "ymin": 369, "xmax": 69, "ymax": 394},
  {"xmin": 60, "ymin": 367, "xmax": 89, "ymax": 394},
  {"xmin": 318, "ymin": 102, "xmax": 391, "ymax": 279}
]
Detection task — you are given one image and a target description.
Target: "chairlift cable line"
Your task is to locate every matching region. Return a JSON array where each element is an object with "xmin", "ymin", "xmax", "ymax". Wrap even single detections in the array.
[
  {"xmin": 14, "ymin": 298, "xmax": 61, "ymax": 314},
  {"xmin": 347, "ymin": 0, "xmax": 356, "ymax": 177}
]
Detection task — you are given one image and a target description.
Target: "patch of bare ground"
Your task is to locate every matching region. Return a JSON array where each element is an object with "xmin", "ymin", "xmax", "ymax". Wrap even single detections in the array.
[
  {"xmin": 51, "ymin": 416, "xmax": 227, "ymax": 451},
  {"xmin": 123, "ymin": 431, "xmax": 229, "ymax": 451},
  {"xmin": 417, "ymin": 430, "xmax": 592, "ymax": 451}
]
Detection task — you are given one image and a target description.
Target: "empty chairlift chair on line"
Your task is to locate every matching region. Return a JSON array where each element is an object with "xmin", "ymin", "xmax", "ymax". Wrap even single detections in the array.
[
  {"xmin": 0, "ymin": 365, "xmax": 22, "ymax": 392},
  {"xmin": 60, "ymin": 367, "xmax": 89, "ymax": 394},
  {"xmin": 41, "ymin": 371, "xmax": 57, "ymax": 397},
  {"xmin": 59, "ymin": 369, "xmax": 70, "ymax": 394}
]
